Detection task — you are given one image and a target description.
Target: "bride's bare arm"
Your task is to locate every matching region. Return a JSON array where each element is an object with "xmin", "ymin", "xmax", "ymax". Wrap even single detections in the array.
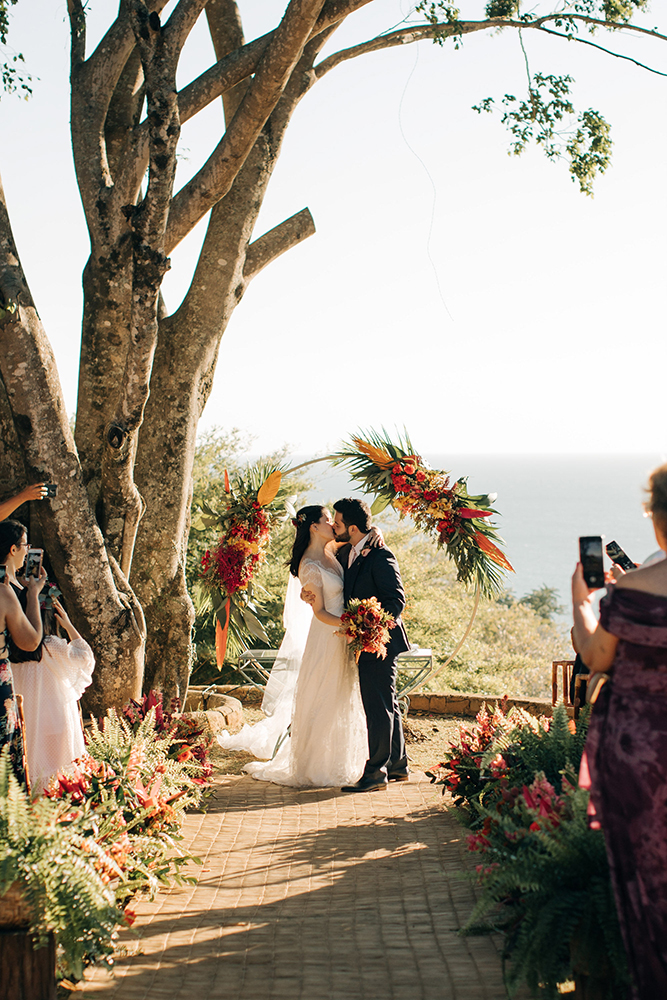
[{"xmin": 306, "ymin": 583, "xmax": 342, "ymax": 628}]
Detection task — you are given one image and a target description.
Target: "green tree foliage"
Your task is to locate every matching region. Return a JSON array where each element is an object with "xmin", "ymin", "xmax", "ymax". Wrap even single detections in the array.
[
  {"xmin": 519, "ymin": 584, "xmax": 566, "ymax": 621},
  {"xmin": 418, "ymin": 0, "xmax": 655, "ymax": 194},
  {"xmin": 0, "ymin": 0, "xmax": 30, "ymax": 98}
]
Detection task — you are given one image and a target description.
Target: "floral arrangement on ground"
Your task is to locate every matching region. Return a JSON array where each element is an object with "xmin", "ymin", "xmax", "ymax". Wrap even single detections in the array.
[
  {"xmin": 427, "ymin": 701, "xmax": 629, "ymax": 998},
  {"xmin": 0, "ymin": 690, "xmax": 211, "ymax": 985}
]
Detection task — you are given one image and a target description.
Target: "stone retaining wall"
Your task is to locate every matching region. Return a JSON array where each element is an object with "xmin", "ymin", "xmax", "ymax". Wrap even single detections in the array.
[{"xmin": 188, "ymin": 684, "xmax": 566, "ymax": 718}]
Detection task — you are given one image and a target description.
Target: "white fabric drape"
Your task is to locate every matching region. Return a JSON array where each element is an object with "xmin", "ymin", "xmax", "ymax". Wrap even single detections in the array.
[
  {"xmin": 217, "ymin": 572, "xmax": 312, "ymax": 759},
  {"xmin": 12, "ymin": 635, "xmax": 94, "ymax": 793}
]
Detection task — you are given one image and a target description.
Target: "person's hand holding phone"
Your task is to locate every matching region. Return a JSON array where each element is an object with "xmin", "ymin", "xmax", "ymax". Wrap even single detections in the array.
[
  {"xmin": 22, "ymin": 565, "xmax": 47, "ymax": 595},
  {"xmin": 572, "ymin": 562, "xmax": 596, "ymax": 606},
  {"xmin": 20, "ymin": 483, "xmax": 48, "ymax": 502}
]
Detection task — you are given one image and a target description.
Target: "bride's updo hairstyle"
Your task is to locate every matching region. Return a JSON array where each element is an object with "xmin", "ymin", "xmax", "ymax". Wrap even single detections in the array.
[
  {"xmin": 288, "ymin": 505, "xmax": 326, "ymax": 577},
  {"xmin": 646, "ymin": 463, "xmax": 667, "ymax": 537}
]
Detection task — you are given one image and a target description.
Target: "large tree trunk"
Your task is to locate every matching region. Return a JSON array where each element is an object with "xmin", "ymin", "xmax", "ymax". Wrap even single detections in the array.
[
  {"xmin": 132, "ymin": 10, "xmax": 320, "ymax": 700},
  {"xmin": 0, "ymin": 173, "xmax": 145, "ymax": 717}
]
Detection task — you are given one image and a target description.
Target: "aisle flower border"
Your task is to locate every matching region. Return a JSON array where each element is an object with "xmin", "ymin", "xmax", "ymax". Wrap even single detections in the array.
[
  {"xmin": 426, "ymin": 702, "xmax": 629, "ymax": 998},
  {"xmin": 0, "ymin": 691, "xmax": 212, "ymax": 986}
]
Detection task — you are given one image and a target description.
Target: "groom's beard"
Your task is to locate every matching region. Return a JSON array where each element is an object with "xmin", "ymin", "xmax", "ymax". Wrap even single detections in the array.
[{"xmin": 334, "ymin": 526, "xmax": 351, "ymax": 543}]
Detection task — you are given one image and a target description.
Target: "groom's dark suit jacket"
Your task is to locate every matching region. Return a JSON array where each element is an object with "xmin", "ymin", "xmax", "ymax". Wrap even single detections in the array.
[{"xmin": 336, "ymin": 544, "xmax": 410, "ymax": 659}]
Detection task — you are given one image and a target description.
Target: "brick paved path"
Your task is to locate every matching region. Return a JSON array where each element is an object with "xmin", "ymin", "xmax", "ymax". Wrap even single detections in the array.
[{"xmin": 80, "ymin": 773, "xmax": 514, "ymax": 1000}]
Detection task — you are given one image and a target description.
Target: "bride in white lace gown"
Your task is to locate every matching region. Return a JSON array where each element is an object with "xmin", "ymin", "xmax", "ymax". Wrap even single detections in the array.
[{"xmin": 218, "ymin": 506, "xmax": 367, "ymax": 787}]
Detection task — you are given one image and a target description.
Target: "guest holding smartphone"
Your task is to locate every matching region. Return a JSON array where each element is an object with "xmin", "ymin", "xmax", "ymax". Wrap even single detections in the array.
[
  {"xmin": 1, "ymin": 521, "xmax": 94, "ymax": 791},
  {"xmin": 0, "ymin": 520, "xmax": 45, "ymax": 785},
  {"xmin": 572, "ymin": 463, "xmax": 667, "ymax": 999},
  {"xmin": 0, "ymin": 483, "xmax": 50, "ymax": 520},
  {"xmin": 11, "ymin": 597, "xmax": 94, "ymax": 792}
]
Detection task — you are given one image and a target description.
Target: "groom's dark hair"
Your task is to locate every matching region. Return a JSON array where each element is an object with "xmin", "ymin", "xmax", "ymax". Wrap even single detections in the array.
[{"xmin": 334, "ymin": 498, "xmax": 372, "ymax": 533}]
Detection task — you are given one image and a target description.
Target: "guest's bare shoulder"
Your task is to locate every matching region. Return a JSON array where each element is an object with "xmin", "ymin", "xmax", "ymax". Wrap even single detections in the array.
[{"xmin": 615, "ymin": 558, "xmax": 667, "ymax": 597}]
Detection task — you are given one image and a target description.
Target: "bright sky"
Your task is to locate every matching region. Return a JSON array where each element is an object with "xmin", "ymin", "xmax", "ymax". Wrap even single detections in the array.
[{"xmin": 2, "ymin": 1, "xmax": 666, "ymax": 456}]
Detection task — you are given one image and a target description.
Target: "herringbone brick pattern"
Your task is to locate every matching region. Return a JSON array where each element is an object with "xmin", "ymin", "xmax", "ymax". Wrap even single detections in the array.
[{"xmin": 80, "ymin": 773, "xmax": 515, "ymax": 999}]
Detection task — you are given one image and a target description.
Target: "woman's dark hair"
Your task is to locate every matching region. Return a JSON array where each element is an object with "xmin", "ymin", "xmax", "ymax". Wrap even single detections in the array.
[
  {"xmin": 647, "ymin": 463, "xmax": 667, "ymax": 536},
  {"xmin": 333, "ymin": 497, "xmax": 372, "ymax": 534},
  {"xmin": 288, "ymin": 505, "xmax": 326, "ymax": 577},
  {"xmin": 0, "ymin": 519, "xmax": 26, "ymax": 563}
]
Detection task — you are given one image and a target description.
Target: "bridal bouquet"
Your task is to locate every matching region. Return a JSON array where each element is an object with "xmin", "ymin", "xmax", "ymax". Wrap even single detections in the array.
[{"xmin": 338, "ymin": 598, "xmax": 396, "ymax": 662}]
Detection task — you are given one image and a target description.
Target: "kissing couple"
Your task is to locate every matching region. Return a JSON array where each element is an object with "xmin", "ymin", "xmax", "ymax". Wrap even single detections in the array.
[{"xmin": 218, "ymin": 498, "xmax": 410, "ymax": 791}]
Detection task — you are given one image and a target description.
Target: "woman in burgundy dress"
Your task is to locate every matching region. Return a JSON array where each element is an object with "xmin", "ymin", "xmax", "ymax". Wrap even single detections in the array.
[{"xmin": 573, "ymin": 463, "xmax": 667, "ymax": 999}]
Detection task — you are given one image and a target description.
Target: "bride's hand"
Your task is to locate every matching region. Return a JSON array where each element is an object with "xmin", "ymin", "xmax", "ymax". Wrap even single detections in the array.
[
  {"xmin": 364, "ymin": 525, "xmax": 385, "ymax": 553},
  {"xmin": 300, "ymin": 587, "xmax": 316, "ymax": 606}
]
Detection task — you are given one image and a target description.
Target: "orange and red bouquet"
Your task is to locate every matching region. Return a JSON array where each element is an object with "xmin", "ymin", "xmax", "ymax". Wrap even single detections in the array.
[{"xmin": 338, "ymin": 597, "xmax": 396, "ymax": 662}]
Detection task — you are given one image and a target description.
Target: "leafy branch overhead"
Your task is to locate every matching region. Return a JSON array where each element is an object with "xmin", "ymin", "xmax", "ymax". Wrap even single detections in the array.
[
  {"xmin": 417, "ymin": 0, "xmax": 663, "ymax": 194},
  {"xmin": 0, "ymin": 0, "xmax": 30, "ymax": 98},
  {"xmin": 473, "ymin": 74, "xmax": 612, "ymax": 196}
]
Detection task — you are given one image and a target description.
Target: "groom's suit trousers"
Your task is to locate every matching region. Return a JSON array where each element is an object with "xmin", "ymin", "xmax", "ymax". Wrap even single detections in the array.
[{"xmin": 339, "ymin": 544, "xmax": 410, "ymax": 780}]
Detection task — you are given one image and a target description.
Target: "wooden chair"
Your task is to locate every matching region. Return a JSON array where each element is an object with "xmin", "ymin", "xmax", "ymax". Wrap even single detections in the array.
[
  {"xmin": 552, "ymin": 660, "xmax": 575, "ymax": 707},
  {"xmin": 551, "ymin": 660, "xmax": 590, "ymax": 719}
]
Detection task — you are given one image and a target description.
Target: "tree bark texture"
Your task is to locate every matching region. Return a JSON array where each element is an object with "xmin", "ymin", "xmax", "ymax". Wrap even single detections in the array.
[{"xmin": 0, "ymin": 173, "xmax": 145, "ymax": 716}]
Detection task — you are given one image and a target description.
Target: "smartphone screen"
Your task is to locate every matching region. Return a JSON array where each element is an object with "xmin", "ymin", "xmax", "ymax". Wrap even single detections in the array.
[
  {"xmin": 0, "ymin": 566, "xmax": 6, "ymax": 583},
  {"xmin": 24, "ymin": 548, "xmax": 43, "ymax": 579},
  {"xmin": 579, "ymin": 536, "xmax": 605, "ymax": 589},
  {"xmin": 606, "ymin": 540, "xmax": 635, "ymax": 573}
]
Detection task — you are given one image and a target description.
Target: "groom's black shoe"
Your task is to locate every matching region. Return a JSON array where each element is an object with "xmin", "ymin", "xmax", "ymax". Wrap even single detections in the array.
[
  {"xmin": 388, "ymin": 770, "xmax": 410, "ymax": 782},
  {"xmin": 341, "ymin": 776, "xmax": 388, "ymax": 793}
]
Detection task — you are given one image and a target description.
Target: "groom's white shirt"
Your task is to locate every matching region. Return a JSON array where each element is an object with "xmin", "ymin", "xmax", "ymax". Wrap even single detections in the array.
[{"xmin": 348, "ymin": 533, "xmax": 371, "ymax": 569}]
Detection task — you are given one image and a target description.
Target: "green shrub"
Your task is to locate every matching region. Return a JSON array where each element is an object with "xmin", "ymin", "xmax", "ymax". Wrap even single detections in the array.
[
  {"xmin": 0, "ymin": 748, "xmax": 119, "ymax": 981},
  {"xmin": 428, "ymin": 704, "xmax": 629, "ymax": 998}
]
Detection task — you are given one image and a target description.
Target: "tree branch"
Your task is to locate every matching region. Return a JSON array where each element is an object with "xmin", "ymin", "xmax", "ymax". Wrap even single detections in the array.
[
  {"xmin": 243, "ymin": 208, "xmax": 316, "ymax": 282},
  {"xmin": 205, "ymin": 0, "xmax": 248, "ymax": 124},
  {"xmin": 165, "ymin": 0, "xmax": 327, "ymax": 253},
  {"xmin": 66, "ymin": 0, "xmax": 86, "ymax": 66},
  {"xmin": 164, "ymin": 0, "xmax": 210, "ymax": 60},
  {"xmin": 314, "ymin": 13, "xmax": 667, "ymax": 79},
  {"xmin": 537, "ymin": 25, "xmax": 667, "ymax": 76},
  {"xmin": 176, "ymin": 0, "xmax": 373, "ymax": 125}
]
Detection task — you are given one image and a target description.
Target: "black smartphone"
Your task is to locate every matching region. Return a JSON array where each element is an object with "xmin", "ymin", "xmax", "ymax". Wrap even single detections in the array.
[
  {"xmin": 44, "ymin": 484, "xmax": 57, "ymax": 498},
  {"xmin": 0, "ymin": 566, "xmax": 5, "ymax": 583},
  {"xmin": 24, "ymin": 548, "xmax": 44, "ymax": 579},
  {"xmin": 605, "ymin": 540, "xmax": 635, "ymax": 573},
  {"xmin": 579, "ymin": 536, "xmax": 605, "ymax": 589}
]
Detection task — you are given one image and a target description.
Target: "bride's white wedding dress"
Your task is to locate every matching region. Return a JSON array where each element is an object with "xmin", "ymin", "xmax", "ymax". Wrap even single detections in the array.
[{"xmin": 218, "ymin": 555, "xmax": 367, "ymax": 787}]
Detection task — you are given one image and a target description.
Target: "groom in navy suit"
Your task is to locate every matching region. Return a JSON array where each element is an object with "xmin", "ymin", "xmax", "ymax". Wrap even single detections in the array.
[{"xmin": 332, "ymin": 498, "xmax": 410, "ymax": 792}]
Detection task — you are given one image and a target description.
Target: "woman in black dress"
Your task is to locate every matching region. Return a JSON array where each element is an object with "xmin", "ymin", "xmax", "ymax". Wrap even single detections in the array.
[
  {"xmin": 573, "ymin": 463, "xmax": 667, "ymax": 999},
  {"xmin": 0, "ymin": 520, "xmax": 45, "ymax": 785}
]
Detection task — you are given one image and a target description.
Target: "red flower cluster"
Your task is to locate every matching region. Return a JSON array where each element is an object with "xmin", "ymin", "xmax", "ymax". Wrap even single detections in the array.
[
  {"xmin": 521, "ymin": 775, "xmax": 565, "ymax": 831},
  {"xmin": 338, "ymin": 597, "xmax": 396, "ymax": 661},
  {"xmin": 123, "ymin": 690, "xmax": 213, "ymax": 784},
  {"xmin": 201, "ymin": 503, "xmax": 270, "ymax": 597}
]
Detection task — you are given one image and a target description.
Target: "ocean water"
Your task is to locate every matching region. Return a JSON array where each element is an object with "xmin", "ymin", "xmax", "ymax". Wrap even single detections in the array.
[{"xmin": 294, "ymin": 453, "xmax": 665, "ymax": 619}]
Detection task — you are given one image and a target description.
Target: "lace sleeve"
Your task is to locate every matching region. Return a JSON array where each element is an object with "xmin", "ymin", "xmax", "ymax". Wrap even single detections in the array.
[{"xmin": 299, "ymin": 561, "xmax": 323, "ymax": 589}]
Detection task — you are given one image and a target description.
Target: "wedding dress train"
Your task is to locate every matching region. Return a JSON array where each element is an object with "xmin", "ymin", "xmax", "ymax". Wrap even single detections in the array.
[{"xmin": 218, "ymin": 556, "xmax": 367, "ymax": 787}]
